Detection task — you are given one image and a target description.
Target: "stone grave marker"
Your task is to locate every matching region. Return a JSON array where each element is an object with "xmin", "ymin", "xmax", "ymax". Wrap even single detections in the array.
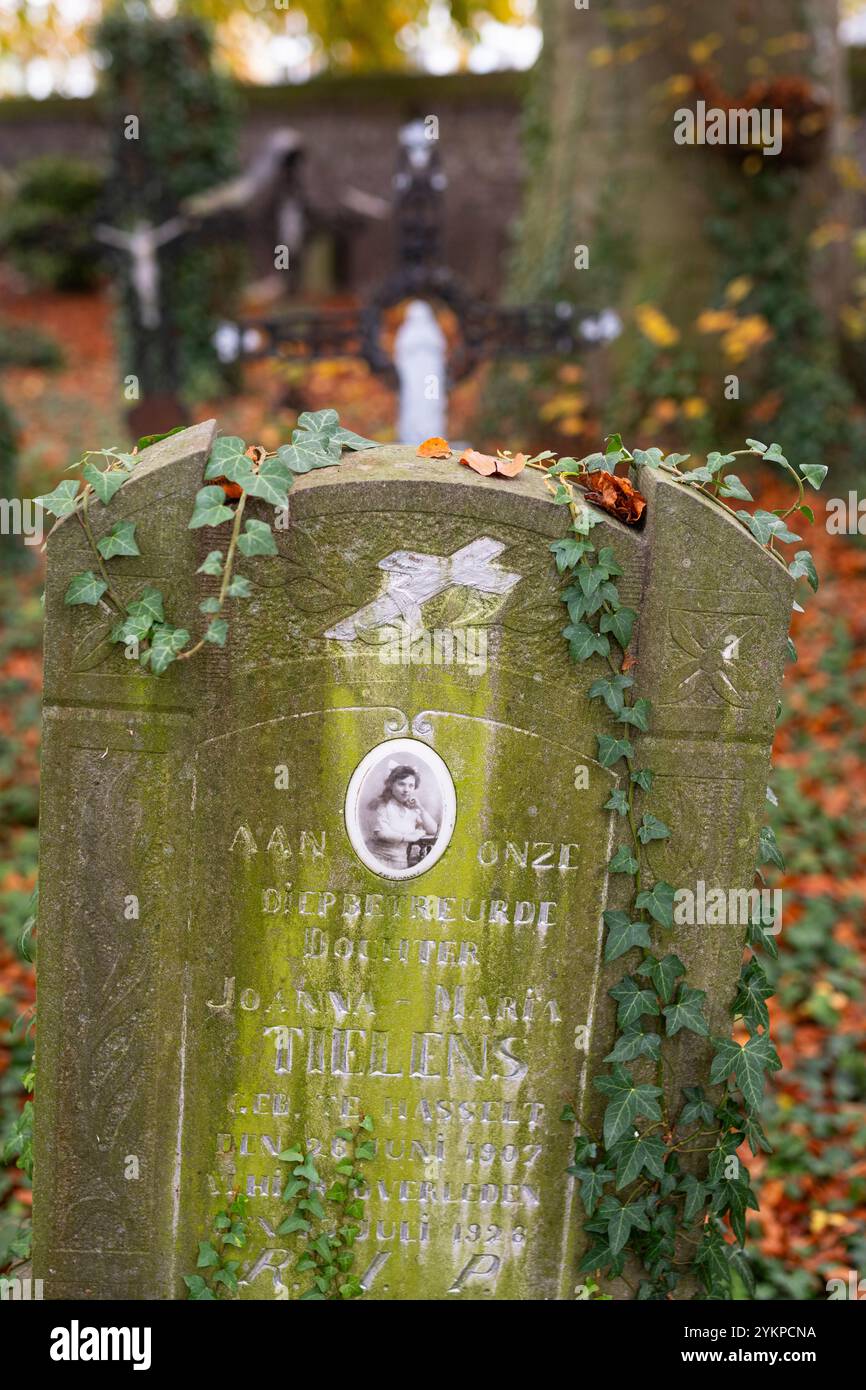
[{"xmin": 33, "ymin": 422, "xmax": 793, "ymax": 1299}]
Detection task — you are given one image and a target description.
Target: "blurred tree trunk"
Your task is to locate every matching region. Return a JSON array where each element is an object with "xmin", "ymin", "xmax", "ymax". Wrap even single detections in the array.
[{"xmin": 487, "ymin": 0, "xmax": 860, "ymax": 465}]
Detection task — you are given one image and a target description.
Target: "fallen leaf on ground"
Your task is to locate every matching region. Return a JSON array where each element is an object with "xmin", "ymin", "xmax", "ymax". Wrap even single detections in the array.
[
  {"xmin": 576, "ymin": 470, "xmax": 646, "ymax": 524},
  {"xmin": 417, "ymin": 437, "xmax": 452, "ymax": 458}
]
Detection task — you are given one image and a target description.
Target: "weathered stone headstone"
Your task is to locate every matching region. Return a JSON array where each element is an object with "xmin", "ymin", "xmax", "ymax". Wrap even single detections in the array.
[{"xmin": 33, "ymin": 423, "xmax": 793, "ymax": 1299}]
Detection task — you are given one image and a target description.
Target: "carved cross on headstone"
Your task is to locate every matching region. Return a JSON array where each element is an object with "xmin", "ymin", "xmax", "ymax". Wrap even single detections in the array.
[{"xmin": 324, "ymin": 537, "xmax": 522, "ymax": 641}]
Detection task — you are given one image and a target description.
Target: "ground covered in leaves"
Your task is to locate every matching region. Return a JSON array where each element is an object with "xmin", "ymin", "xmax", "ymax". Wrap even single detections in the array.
[{"xmin": 0, "ymin": 286, "xmax": 864, "ymax": 1296}]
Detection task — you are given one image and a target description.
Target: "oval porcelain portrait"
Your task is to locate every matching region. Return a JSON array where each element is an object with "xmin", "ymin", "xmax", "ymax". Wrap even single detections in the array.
[{"xmin": 345, "ymin": 738, "xmax": 457, "ymax": 880}]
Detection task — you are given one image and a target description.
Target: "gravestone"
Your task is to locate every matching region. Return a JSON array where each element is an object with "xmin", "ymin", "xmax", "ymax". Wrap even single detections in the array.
[{"xmin": 33, "ymin": 422, "xmax": 793, "ymax": 1300}]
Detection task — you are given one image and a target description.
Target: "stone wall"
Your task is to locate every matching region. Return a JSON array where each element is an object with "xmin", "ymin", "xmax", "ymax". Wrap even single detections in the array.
[{"xmin": 0, "ymin": 72, "xmax": 527, "ymax": 299}]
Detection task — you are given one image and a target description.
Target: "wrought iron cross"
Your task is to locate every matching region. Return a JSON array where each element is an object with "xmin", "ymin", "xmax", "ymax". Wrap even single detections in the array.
[{"xmin": 229, "ymin": 121, "xmax": 621, "ymax": 429}]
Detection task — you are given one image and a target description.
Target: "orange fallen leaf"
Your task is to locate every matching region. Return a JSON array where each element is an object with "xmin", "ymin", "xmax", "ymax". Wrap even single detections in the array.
[
  {"xmin": 460, "ymin": 448, "xmax": 497, "ymax": 476},
  {"xmin": 417, "ymin": 436, "xmax": 452, "ymax": 458},
  {"xmin": 495, "ymin": 452, "xmax": 528, "ymax": 478},
  {"xmin": 459, "ymin": 448, "xmax": 528, "ymax": 479},
  {"xmin": 576, "ymin": 470, "xmax": 646, "ymax": 525}
]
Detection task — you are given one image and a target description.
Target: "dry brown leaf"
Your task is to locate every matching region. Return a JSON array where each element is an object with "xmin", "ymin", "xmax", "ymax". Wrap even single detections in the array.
[
  {"xmin": 460, "ymin": 448, "xmax": 498, "ymax": 476},
  {"xmin": 495, "ymin": 452, "xmax": 528, "ymax": 478},
  {"xmin": 460, "ymin": 448, "xmax": 528, "ymax": 479},
  {"xmin": 417, "ymin": 436, "xmax": 453, "ymax": 458},
  {"xmin": 576, "ymin": 470, "xmax": 646, "ymax": 525}
]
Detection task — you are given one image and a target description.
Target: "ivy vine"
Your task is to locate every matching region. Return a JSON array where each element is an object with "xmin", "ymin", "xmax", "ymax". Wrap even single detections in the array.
[
  {"xmin": 274, "ymin": 1114, "xmax": 375, "ymax": 1301},
  {"xmin": 34, "ymin": 409, "xmax": 377, "ymax": 674},
  {"xmin": 530, "ymin": 433, "xmax": 824, "ymax": 1299}
]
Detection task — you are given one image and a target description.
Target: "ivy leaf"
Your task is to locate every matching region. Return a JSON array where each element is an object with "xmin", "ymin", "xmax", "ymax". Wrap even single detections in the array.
[
  {"xmin": 717, "ymin": 473, "xmax": 753, "ymax": 501},
  {"xmin": 594, "ymin": 1065, "xmax": 663, "ymax": 1147},
  {"xmin": 149, "ymin": 623, "xmax": 189, "ymax": 674},
  {"xmin": 603, "ymin": 910, "xmax": 653, "ymax": 962},
  {"xmin": 564, "ymin": 622, "xmax": 610, "ymax": 662},
  {"xmin": 746, "ymin": 438, "xmax": 767, "ymax": 453},
  {"xmin": 96, "ymin": 520, "xmax": 140, "ymax": 559},
  {"xmin": 788, "ymin": 549, "xmax": 818, "ymax": 591},
  {"xmin": 596, "ymin": 734, "xmax": 634, "ymax": 768},
  {"xmin": 296, "ymin": 408, "xmax": 339, "ymax": 435},
  {"xmin": 277, "ymin": 1213, "xmax": 311, "ymax": 1236},
  {"xmin": 550, "ymin": 536, "xmax": 593, "ymax": 572},
  {"xmin": 630, "ymin": 769, "xmax": 654, "ymax": 792},
  {"xmin": 189, "ymin": 485, "xmax": 235, "ymax": 529},
  {"xmin": 237, "ymin": 518, "xmax": 278, "ymax": 557},
  {"xmin": 710, "ymin": 1033, "xmax": 781, "ymax": 1113},
  {"xmin": 605, "ymin": 1203, "xmax": 639, "ymax": 1257},
  {"xmin": 747, "ymin": 917, "xmax": 779, "ymax": 959},
  {"xmin": 183, "ymin": 1275, "xmax": 215, "ymax": 1300},
  {"xmin": 197, "ymin": 550, "xmax": 224, "ymax": 576},
  {"xmin": 612, "ymin": 1133, "xmax": 667, "ymax": 1189},
  {"xmin": 799, "ymin": 462, "xmax": 828, "ymax": 490},
  {"xmin": 604, "ymin": 1027, "xmax": 660, "ymax": 1064},
  {"xmin": 663, "ymin": 984, "xmax": 708, "ymax": 1037},
  {"xmin": 239, "ymin": 456, "xmax": 292, "ymax": 506},
  {"xmin": 227, "ymin": 576, "xmax": 252, "ymax": 599},
  {"xmin": 204, "ymin": 619, "xmax": 229, "ymax": 647},
  {"xmin": 733, "ymin": 959, "xmax": 773, "ymax": 1031},
  {"xmin": 608, "ymin": 978, "xmax": 661, "ymax": 1030},
  {"xmin": 589, "ymin": 673, "xmax": 634, "ymax": 713},
  {"xmin": 636, "ymin": 953, "xmax": 685, "ymax": 1005},
  {"xmin": 277, "ymin": 434, "xmax": 340, "ymax": 475},
  {"xmin": 34, "ymin": 479, "xmax": 80, "ymax": 517},
  {"xmin": 82, "ymin": 462, "xmax": 127, "ymax": 504},
  {"xmin": 595, "ymin": 546, "xmax": 624, "ymax": 578},
  {"xmin": 332, "ymin": 423, "xmax": 378, "ymax": 451},
  {"xmin": 680, "ymin": 1173, "xmax": 709, "ymax": 1223},
  {"xmin": 741, "ymin": 505, "xmax": 804, "ymax": 545},
  {"xmin": 604, "ymin": 788, "xmax": 630, "ymax": 817},
  {"xmin": 196, "ymin": 1241, "xmax": 219, "ymax": 1269},
  {"xmin": 293, "ymin": 1158, "xmax": 321, "ymax": 1184},
  {"xmin": 758, "ymin": 824, "xmax": 785, "ymax": 870},
  {"xmin": 618, "ymin": 698, "xmax": 651, "ymax": 731},
  {"xmin": 64, "ymin": 571, "xmax": 107, "ymax": 606},
  {"xmin": 600, "ymin": 606, "xmax": 636, "ymax": 649},
  {"xmin": 199, "ymin": 597, "xmax": 221, "ymax": 614},
  {"xmin": 678, "ymin": 1086, "xmax": 715, "ymax": 1129},
  {"xmin": 695, "ymin": 1228, "xmax": 731, "ymax": 1298},
  {"xmin": 608, "ymin": 845, "xmax": 639, "ymax": 875},
  {"xmin": 635, "ymin": 881, "xmax": 675, "ymax": 928},
  {"xmin": 567, "ymin": 1165, "xmax": 615, "ymax": 1218},
  {"xmin": 205, "ymin": 435, "xmax": 249, "ymax": 480},
  {"xmin": 127, "ymin": 586, "xmax": 164, "ymax": 627},
  {"xmin": 637, "ymin": 813, "xmax": 670, "ymax": 843}
]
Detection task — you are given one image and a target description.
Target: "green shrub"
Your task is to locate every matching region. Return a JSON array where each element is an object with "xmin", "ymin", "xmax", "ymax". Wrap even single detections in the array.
[{"xmin": 0, "ymin": 157, "xmax": 105, "ymax": 292}]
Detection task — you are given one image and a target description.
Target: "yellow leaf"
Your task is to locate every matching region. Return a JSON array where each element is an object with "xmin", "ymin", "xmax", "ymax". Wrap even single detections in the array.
[
  {"xmin": 589, "ymin": 46, "xmax": 614, "ymax": 67},
  {"xmin": 724, "ymin": 277, "xmax": 753, "ymax": 305},
  {"xmin": 697, "ymin": 309, "xmax": 737, "ymax": 333},
  {"xmin": 834, "ymin": 155, "xmax": 866, "ymax": 192},
  {"xmin": 634, "ymin": 303, "xmax": 680, "ymax": 349},
  {"xmin": 683, "ymin": 397, "xmax": 708, "ymax": 419},
  {"xmin": 688, "ymin": 33, "xmax": 722, "ymax": 64},
  {"xmin": 809, "ymin": 221, "xmax": 849, "ymax": 251}
]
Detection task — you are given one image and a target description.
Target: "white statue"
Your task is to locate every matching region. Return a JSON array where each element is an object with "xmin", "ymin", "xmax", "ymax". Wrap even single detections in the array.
[
  {"xmin": 94, "ymin": 217, "xmax": 188, "ymax": 330},
  {"xmin": 393, "ymin": 300, "xmax": 448, "ymax": 445}
]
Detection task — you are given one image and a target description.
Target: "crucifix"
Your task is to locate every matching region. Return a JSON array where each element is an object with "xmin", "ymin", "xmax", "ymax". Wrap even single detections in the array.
[{"xmin": 229, "ymin": 120, "xmax": 622, "ymax": 442}]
